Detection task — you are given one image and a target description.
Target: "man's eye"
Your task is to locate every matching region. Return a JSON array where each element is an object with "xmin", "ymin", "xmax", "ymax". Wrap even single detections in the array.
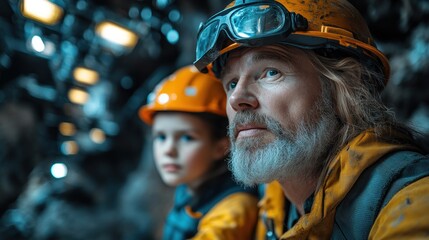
[{"xmin": 266, "ymin": 69, "xmax": 279, "ymax": 77}]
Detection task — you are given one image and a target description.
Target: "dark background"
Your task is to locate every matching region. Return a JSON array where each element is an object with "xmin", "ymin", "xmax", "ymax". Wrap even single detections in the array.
[{"xmin": 0, "ymin": 0, "xmax": 428, "ymax": 239}]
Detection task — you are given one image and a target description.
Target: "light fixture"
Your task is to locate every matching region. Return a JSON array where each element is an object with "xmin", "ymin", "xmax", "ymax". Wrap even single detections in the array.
[
  {"xmin": 95, "ymin": 21, "xmax": 138, "ymax": 48},
  {"xmin": 68, "ymin": 88, "xmax": 89, "ymax": 105},
  {"xmin": 31, "ymin": 35, "xmax": 45, "ymax": 52},
  {"xmin": 20, "ymin": 0, "xmax": 64, "ymax": 25},
  {"xmin": 51, "ymin": 163, "xmax": 68, "ymax": 178},
  {"xmin": 73, "ymin": 67, "xmax": 99, "ymax": 85}
]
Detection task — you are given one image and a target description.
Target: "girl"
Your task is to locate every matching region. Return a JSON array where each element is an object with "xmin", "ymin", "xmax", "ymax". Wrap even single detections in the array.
[{"xmin": 139, "ymin": 65, "xmax": 259, "ymax": 240}]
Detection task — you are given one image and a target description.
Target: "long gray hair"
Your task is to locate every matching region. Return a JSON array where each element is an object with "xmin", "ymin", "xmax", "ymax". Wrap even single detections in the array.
[{"xmin": 306, "ymin": 50, "xmax": 418, "ymax": 154}]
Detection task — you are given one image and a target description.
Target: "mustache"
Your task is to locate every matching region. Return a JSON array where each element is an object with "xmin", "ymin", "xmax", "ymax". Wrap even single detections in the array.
[{"xmin": 228, "ymin": 111, "xmax": 288, "ymax": 140}]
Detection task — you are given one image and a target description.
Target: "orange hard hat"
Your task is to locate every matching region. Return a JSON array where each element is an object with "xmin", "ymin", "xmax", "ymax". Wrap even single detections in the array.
[
  {"xmin": 194, "ymin": 0, "xmax": 390, "ymax": 84},
  {"xmin": 139, "ymin": 65, "xmax": 227, "ymax": 125}
]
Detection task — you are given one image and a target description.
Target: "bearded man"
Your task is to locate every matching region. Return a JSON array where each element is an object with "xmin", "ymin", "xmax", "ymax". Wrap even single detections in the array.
[{"xmin": 193, "ymin": 0, "xmax": 429, "ymax": 239}]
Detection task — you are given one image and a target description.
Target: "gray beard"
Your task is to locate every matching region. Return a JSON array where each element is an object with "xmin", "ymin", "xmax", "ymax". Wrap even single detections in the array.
[{"xmin": 227, "ymin": 98, "xmax": 339, "ymax": 187}]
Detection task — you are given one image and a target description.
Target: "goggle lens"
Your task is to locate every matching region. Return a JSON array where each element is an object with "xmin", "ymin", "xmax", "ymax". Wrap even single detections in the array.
[
  {"xmin": 195, "ymin": 2, "xmax": 303, "ymax": 71},
  {"xmin": 231, "ymin": 5, "xmax": 285, "ymax": 38},
  {"xmin": 196, "ymin": 20, "xmax": 220, "ymax": 61}
]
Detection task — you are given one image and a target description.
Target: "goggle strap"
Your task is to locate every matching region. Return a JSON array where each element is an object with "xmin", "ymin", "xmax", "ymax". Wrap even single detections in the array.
[
  {"xmin": 291, "ymin": 13, "xmax": 309, "ymax": 31},
  {"xmin": 234, "ymin": 0, "xmax": 275, "ymax": 6}
]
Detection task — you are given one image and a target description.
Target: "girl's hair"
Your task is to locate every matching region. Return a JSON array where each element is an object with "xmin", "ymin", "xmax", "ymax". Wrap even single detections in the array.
[{"xmin": 187, "ymin": 112, "xmax": 229, "ymax": 141}]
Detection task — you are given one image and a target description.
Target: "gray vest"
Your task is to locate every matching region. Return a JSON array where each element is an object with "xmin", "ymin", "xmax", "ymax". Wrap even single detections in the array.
[{"xmin": 332, "ymin": 150, "xmax": 429, "ymax": 239}]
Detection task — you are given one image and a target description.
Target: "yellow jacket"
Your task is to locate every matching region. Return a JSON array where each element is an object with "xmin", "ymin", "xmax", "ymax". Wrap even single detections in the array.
[
  {"xmin": 163, "ymin": 169, "xmax": 259, "ymax": 240},
  {"xmin": 193, "ymin": 192, "xmax": 259, "ymax": 240},
  {"xmin": 256, "ymin": 129, "xmax": 429, "ymax": 239}
]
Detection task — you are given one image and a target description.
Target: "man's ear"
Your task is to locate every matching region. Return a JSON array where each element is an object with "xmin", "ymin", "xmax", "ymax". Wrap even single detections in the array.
[{"xmin": 213, "ymin": 137, "xmax": 230, "ymax": 161}]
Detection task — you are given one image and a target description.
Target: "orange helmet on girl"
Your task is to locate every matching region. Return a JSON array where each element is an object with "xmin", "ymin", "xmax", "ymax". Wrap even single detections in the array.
[{"xmin": 139, "ymin": 65, "xmax": 227, "ymax": 125}]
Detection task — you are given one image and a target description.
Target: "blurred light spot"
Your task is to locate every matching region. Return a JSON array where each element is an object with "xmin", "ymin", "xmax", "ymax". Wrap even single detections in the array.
[
  {"xmin": 20, "ymin": 0, "xmax": 64, "ymax": 25},
  {"xmin": 120, "ymin": 76, "xmax": 133, "ymax": 89},
  {"xmin": 90, "ymin": 128, "xmax": 106, "ymax": 144},
  {"xmin": 129, "ymin": 6, "xmax": 140, "ymax": 18},
  {"xmin": 51, "ymin": 163, "xmax": 68, "ymax": 178},
  {"xmin": 161, "ymin": 23, "xmax": 172, "ymax": 34},
  {"xmin": 76, "ymin": 0, "xmax": 88, "ymax": 10},
  {"xmin": 95, "ymin": 21, "xmax": 138, "ymax": 48},
  {"xmin": 83, "ymin": 29, "xmax": 94, "ymax": 40},
  {"xmin": 168, "ymin": 9, "xmax": 181, "ymax": 22},
  {"xmin": 21, "ymin": 77, "xmax": 57, "ymax": 100},
  {"xmin": 28, "ymin": 35, "xmax": 56, "ymax": 57},
  {"xmin": 0, "ymin": 54, "xmax": 11, "ymax": 68},
  {"xmin": 59, "ymin": 122, "xmax": 76, "ymax": 136},
  {"xmin": 55, "ymin": 41, "xmax": 78, "ymax": 81},
  {"xmin": 409, "ymin": 41, "xmax": 429, "ymax": 68},
  {"xmin": 73, "ymin": 67, "xmax": 99, "ymax": 85},
  {"xmin": 409, "ymin": 105, "xmax": 429, "ymax": 133},
  {"xmin": 141, "ymin": 7, "xmax": 152, "ymax": 21},
  {"xmin": 68, "ymin": 88, "xmax": 89, "ymax": 105},
  {"xmin": 157, "ymin": 93, "xmax": 169, "ymax": 104},
  {"xmin": 31, "ymin": 35, "xmax": 45, "ymax": 52},
  {"xmin": 147, "ymin": 92, "xmax": 156, "ymax": 104},
  {"xmin": 43, "ymin": 41, "xmax": 56, "ymax": 56},
  {"xmin": 135, "ymin": 22, "xmax": 149, "ymax": 35},
  {"xmin": 61, "ymin": 140, "xmax": 79, "ymax": 155},
  {"xmin": 156, "ymin": 0, "xmax": 169, "ymax": 9},
  {"xmin": 99, "ymin": 120, "xmax": 119, "ymax": 136},
  {"xmin": 63, "ymin": 14, "xmax": 75, "ymax": 27},
  {"xmin": 185, "ymin": 87, "xmax": 197, "ymax": 96},
  {"xmin": 166, "ymin": 29, "xmax": 179, "ymax": 44}
]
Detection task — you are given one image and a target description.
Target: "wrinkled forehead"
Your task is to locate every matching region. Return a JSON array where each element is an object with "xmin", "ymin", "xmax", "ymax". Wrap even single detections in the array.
[{"xmin": 220, "ymin": 45, "xmax": 308, "ymax": 78}]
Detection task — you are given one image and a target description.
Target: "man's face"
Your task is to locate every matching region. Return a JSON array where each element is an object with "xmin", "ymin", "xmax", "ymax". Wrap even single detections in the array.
[{"xmin": 220, "ymin": 46, "xmax": 339, "ymax": 186}]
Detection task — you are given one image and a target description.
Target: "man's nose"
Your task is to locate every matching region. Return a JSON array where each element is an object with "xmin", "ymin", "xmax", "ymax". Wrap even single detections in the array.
[{"xmin": 228, "ymin": 79, "xmax": 259, "ymax": 112}]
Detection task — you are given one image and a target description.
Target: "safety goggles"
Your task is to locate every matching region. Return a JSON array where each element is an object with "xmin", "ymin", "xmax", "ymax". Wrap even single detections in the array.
[{"xmin": 194, "ymin": 1, "xmax": 308, "ymax": 71}]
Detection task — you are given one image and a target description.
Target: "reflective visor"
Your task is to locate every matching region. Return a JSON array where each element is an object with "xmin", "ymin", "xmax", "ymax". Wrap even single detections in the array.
[
  {"xmin": 231, "ymin": 5, "xmax": 284, "ymax": 38},
  {"xmin": 195, "ymin": 1, "xmax": 298, "ymax": 71}
]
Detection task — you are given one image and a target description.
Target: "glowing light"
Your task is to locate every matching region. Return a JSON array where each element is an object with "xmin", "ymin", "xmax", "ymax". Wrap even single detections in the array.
[
  {"xmin": 51, "ymin": 163, "xmax": 68, "ymax": 178},
  {"xmin": 59, "ymin": 122, "xmax": 76, "ymax": 136},
  {"xmin": 168, "ymin": 9, "xmax": 181, "ymax": 22},
  {"xmin": 95, "ymin": 21, "xmax": 138, "ymax": 48},
  {"xmin": 68, "ymin": 88, "xmax": 89, "ymax": 105},
  {"xmin": 157, "ymin": 93, "xmax": 169, "ymax": 104},
  {"xmin": 166, "ymin": 29, "xmax": 179, "ymax": 44},
  {"xmin": 141, "ymin": 8, "xmax": 152, "ymax": 20},
  {"xmin": 90, "ymin": 128, "xmax": 106, "ymax": 144},
  {"xmin": 20, "ymin": 0, "xmax": 64, "ymax": 25},
  {"xmin": 60, "ymin": 140, "xmax": 79, "ymax": 155},
  {"xmin": 73, "ymin": 67, "xmax": 99, "ymax": 85},
  {"xmin": 31, "ymin": 35, "xmax": 45, "ymax": 52},
  {"xmin": 156, "ymin": 0, "xmax": 169, "ymax": 9}
]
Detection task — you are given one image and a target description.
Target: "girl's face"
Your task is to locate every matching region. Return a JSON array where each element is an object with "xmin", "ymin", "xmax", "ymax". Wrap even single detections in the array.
[{"xmin": 152, "ymin": 112, "xmax": 228, "ymax": 188}]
